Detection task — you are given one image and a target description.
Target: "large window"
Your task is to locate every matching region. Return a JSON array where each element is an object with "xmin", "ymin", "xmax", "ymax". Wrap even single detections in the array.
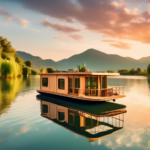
[
  {"xmin": 58, "ymin": 79, "xmax": 65, "ymax": 90},
  {"xmin": 42, "ymin": 78, "xmax": 48, "ymax": 87}
]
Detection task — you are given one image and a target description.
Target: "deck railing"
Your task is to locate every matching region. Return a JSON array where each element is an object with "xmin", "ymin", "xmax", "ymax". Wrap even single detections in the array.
[{"xmin": 69, "ymin": 86, "xmax": 124, "ymax": 97}]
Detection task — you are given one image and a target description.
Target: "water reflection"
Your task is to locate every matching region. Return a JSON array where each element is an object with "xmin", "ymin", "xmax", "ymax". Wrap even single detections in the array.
[
  {"xmin": 0, "ymin": 77, "xmax": 31, "ymax": 115},
  {"xmin": 37, "ymin": 95, "xmax": 127, "ymax": 142}
]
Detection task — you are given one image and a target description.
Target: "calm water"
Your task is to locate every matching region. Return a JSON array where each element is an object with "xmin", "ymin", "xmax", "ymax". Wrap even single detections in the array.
[{"xmin": 0, "ymin": 75, "xmax": 150, "ymax": 150}]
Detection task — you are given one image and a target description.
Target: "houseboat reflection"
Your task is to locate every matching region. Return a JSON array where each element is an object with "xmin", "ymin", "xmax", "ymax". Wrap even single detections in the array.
[{"xmin": 37, "ymin": 95, "xmax": 127, "ymax": 142}]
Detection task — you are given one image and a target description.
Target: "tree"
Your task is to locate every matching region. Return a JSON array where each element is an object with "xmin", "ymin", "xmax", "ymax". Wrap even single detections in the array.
[
  {"xmin": 40, "ymin": 67, "xmax": 45, "ymax": 73},
  {"xmin": 147, "ymin": 64, "xmax": 150, "ymax": 75},
  {"xmin": 0, "ymin": 36, "xmax": 16, "ymax": 55},
  {"xmin": 130, "ymin": 68, "xmax": 136, "ymax": 75},
  {"xmin": 15, "ymin": 56, "xmax": 24, "ymax": 65},
  {"xmin": 46, "ymin": 67, "xmax": 54, "ymax": 73},
  {"xmin": 25, "ymin": 60, "xmax": 32, "ymax": 67},
  {"xmin": 136, "ymin": 68, "xmax": 141, "ymax": 73}
]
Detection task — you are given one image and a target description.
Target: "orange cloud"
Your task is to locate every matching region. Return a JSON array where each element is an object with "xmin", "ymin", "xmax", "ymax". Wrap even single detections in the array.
[
  {"xmin": 103, "ymin": 40, "xmax": 131, "ymax": 49},
  {"xmin": 68, "ymin": 34, "xmax": 84, "ymax": 40}
]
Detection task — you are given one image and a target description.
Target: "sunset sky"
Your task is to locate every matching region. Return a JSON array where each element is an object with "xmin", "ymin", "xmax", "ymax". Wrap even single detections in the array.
[{"xmin": 0, "ymin": 0, "xmax": 150, "ymax": 61}]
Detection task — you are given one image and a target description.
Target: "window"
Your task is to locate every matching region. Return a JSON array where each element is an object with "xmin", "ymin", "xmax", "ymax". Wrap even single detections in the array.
[
  {"xmin": 58, "ymin": 112, "xmax": 65, "ymax": 121},
  {"xmin": 75, "ymin": 78, "xmax": 80, "ymax": 88},
  {"xmin": 69, "ymin": 78, "xmax": 73, "ymax": 93},
  {"xmin": 42, "ymin": 78, "xmax": 48, "ymax": 87},
  {"xmin": 42, "ymin": 105, "xmax": 48, "ymax": 113},
  {"xmin": 58, "ymin": 79, "xmax": 65, "ymax": 90},
  {"xmin": 75, "ymin": 78, "xmax": 80, "ymax": 94}
]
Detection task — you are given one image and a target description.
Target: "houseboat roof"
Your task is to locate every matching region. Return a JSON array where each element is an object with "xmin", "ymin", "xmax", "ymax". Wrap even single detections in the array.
[{"xmin": 40, "ymin": 72, "xmax": 120, "ymax": 76}]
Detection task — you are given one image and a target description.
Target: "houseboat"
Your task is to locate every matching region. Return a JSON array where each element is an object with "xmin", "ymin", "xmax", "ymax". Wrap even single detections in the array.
[
  {"xmin": 37, "ymin": 70, "xmax": 126, "ymax": 102},
  {"xmin": 37, "ymin": 94, "xmax": 127, "ymax": 142}
]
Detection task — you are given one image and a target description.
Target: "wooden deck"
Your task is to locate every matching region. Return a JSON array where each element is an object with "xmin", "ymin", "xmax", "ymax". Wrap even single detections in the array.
[{"xmin": 37, "ymin": 89, "xmax": 126, "ymax": 102}]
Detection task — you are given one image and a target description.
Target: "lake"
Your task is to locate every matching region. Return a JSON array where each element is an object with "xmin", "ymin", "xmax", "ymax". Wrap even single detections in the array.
[{"xmin": 0, "ymin": 75, "xmax": 150, "ymax": 150}]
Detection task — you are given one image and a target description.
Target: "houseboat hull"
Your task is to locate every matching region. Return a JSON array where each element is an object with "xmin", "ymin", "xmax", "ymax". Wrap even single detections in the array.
[{"xmin": 37, "ymin": 89, "xmax": 126, "ymax": 102}]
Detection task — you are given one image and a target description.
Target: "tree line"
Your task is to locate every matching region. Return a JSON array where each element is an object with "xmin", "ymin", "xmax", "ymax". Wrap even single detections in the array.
[{"xmin": 0, "ymin": 36, "xmax": 39, "ymax": 78}]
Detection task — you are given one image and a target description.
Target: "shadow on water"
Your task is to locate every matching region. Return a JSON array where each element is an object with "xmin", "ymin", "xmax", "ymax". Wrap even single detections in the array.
[
  {"xmin": 0, "ymin": 76, "xmax": 31, "ymax": 115},
  {"xmin": 37, "ymin": 94, "xmax": 127, "ymax": 142}
]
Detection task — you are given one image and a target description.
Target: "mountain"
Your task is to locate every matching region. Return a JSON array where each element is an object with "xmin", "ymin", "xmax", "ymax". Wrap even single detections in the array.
[{"xmin": 17, "ymin": 49, "xmax": 150, "ymax": 71}]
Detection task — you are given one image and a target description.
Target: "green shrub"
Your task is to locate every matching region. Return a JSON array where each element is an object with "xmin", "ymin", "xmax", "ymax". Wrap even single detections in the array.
[
  {"xmin": 31, "ymin": 69, "xmax": 38, "ymax": 75},
  {"xmin": 118, "ymin": 69, "xmax": 129, "ymax": 75},
  {"xmin": 1, "ymin": 61, "xmax": 13, "ymax": 77},
  {"xmin": 46, "ymin": 67, "xmax": 54, "ymax": 73},
  {"xmin": 107, "ymin": 70, "xmax": 118, "ymax": 73}
]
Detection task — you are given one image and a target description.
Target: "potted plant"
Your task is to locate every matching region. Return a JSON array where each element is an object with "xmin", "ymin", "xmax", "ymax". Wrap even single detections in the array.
[{"xmin": 77, "ymin": 63, "xmax": 87, "ymax": 72}]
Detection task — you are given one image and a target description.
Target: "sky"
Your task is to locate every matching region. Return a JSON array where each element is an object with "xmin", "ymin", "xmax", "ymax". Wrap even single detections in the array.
[{"xmin": 0, "ymin": 0, "xmax": 150, "ymax": 61}]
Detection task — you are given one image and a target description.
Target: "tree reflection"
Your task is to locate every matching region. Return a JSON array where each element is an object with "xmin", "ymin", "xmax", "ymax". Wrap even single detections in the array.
[{"xmin": 0, "ymin": 77, "xmax": 31, "ymax": 115}]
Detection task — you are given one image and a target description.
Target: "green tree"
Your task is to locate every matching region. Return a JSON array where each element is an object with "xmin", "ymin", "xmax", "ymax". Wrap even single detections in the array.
[
  {"xmin": 15, "ymin": 56, "xmax": 24, "ymax": 65},
  {"xmin": 46, "ymin": 67, "xmax": 54, "ymax": 73},
  {"xmin": 25, "ymin": 60, "xmax": 32, "ymax": 67},
  {"xmin": 136, "ymin": 68, "xmax": 141, "ymax": 73},
  {"xmin": 1, "ymin": 62, "xmax": 13, "ymax": 77},
  {"xmin": 147, "ymin": 64, "xmax": 150, "ymax": 75},
  {"xmin": 0, "ymin": 36, "xmax": 16, "ymax": 55},
  {"xmin": 130, "ymin": 68, "xmax": 136, "ymax": 75}
]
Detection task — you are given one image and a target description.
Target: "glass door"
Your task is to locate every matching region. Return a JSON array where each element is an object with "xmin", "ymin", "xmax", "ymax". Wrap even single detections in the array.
[
  {"xmin": 91, "ymin": 77, "xmax": 98, "ymax": 96},
  {"xmin": 68, "ymin": 78, "xmax": 80, "ymax": 95},
  {"xmin": 85, "ymin": 77, "xmax": 98, "ymax": 96}
]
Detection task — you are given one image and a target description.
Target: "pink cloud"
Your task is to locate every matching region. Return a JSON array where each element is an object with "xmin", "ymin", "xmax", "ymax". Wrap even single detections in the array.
[
  {"xmin": 14, "ymin": 18, "xmax": 30, "ymax": 27},
  {"xmin": 20, "ymin": 0, "xmax": 150, "ymax": 44},
  {"xmin": 42, "ymin": 18, "xmax": 81, "ymax": 33},
  {"xmin": 0, "ymin": 6, "xmax": 30, "ymax": 28}
]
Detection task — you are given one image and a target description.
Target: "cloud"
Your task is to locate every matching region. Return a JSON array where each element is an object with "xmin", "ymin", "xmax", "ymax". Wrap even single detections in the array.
[
  {"xmin": 68, "ymin": 34, "xmax": 84, "ymax": 40},
  {"xmin": 0, "ymin": 6, "xmax": 30, "ymax": 28},
  {"xmin": 16, "ymin": 126, "xmax": 31, "ymax": 135},
  {"xmin": 14, "ymin": 18, "xmax": 30, "ymax": 27},
  {"xmin": 103, "ymin": 40, "xmax": 132, "ymax": 49},
  {"xmin": 54, "ymin": 33, "xmax": 83, "ymax": 41},
  {"xmin": 0, "ymin": 7, "xmax": 13, "ymax": 21},
  {"xmin": 110, "ymin": 42, "xmax": 131, "ymax": 49},
  {"xmin": 42, "ymin": 18, "xmax": 81, "ymax": 33},
  {"xmin": 18, "ymin": 0, "xmax": 150, "ymax": 44}
]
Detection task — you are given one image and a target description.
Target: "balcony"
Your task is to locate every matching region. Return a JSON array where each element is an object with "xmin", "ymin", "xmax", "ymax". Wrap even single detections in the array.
[{"xmin": 69, "ymin": 86, "xmax": 125, "ymax": 101}]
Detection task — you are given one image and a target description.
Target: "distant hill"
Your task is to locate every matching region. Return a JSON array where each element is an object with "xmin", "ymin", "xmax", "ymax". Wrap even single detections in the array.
[{"xmin": 17, "ymin": 49, "xmax": 150, "ymax": 71}]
